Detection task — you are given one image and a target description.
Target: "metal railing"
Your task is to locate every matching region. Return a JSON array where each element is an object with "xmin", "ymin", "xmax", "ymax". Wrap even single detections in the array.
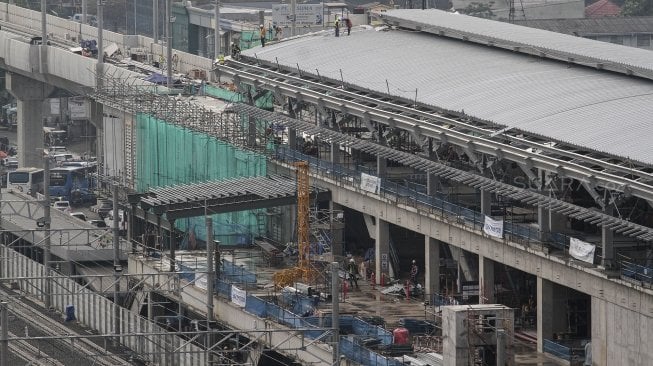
[{"xmin": 273, "ymin": 145, "xmax": 653, "ymax": 281}]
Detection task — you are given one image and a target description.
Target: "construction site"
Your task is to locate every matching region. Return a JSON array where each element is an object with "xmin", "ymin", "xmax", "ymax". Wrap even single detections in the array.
[{"xmin": 1, "ymin": 2, "xmax": 653, "ymax": 366}]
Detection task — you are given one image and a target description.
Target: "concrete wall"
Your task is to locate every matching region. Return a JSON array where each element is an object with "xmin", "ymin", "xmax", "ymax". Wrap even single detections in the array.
[{"xmin": 592, "ymin": 296, "xmax": 653, "ymax": 365}]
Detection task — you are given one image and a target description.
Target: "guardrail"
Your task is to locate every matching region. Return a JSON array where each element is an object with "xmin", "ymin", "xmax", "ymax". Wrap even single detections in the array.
[{"xmin": 272, "ymin": 145, "xmax": 653, "ymax": 280}]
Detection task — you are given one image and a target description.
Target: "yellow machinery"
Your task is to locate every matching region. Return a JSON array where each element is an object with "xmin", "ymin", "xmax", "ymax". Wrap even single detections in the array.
[{"xmin": 273, "ymin": 161, "xmax": 318, "ymax": 288}]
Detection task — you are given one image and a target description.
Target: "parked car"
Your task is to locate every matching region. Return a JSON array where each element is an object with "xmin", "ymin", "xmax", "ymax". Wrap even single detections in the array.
[
  {"xmin": 53, "ymin": 201, "xmax": 71, "ymax": 213},
  {"xmin": 91, "ymin": 199, "xmax": 113, "ymax": 218},
  {"xmin": 88, "ymin": 219, "xmax": 108, "ymax": 228},
  {"xmin": 71, "ymin": 188, "xmax": 97, "ymax": 206},
  {"xmin": 69, "ymin": 212, "xmax": 87, "ymax": 221}
]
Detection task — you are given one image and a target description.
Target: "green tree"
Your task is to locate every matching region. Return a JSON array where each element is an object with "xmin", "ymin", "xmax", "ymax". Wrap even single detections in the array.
[{"xmin": 621, "ymin": 0, "xmax": 653, "ymax": 16}]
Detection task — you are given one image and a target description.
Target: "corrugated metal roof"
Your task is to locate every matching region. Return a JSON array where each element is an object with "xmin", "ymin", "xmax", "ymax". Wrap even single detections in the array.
[
  {"xmin": 515, "ymin": 16, "xmax": 653, "ymax": 35},
  {"xmin": 382, "ymin": 9, "xmax": 653, "ymax": 76},
  {"xmin": 242, "ymin": 17, "xmax": 653, "ymax": 165}
]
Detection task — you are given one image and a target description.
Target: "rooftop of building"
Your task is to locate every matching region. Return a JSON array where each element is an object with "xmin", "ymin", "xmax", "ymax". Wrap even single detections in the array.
[{"xmin": 241, "ymin": 9, "xmax": 653, "ymax": 167}]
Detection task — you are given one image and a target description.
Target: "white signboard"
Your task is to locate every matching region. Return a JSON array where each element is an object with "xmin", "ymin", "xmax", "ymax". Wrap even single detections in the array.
[
  {"xmin": 272, "ymin": 4, "xmax": 324, "ymax": 27},
  {"xmin": 231, "ymin": 285, "xmax": 246, "ymax": 307},
  {"xmin": 361, "ymin": 173, "xmax": 381, "ymax": 194},
  {"xmin": 483, "ymin": 216, "xmax": 504, "ymax": 238},
  {"xmin": 194, "ymin": 274, "xmax": 207, "ymax": 290},
  {"xmin": 69, "ymin": 98, "xmax": 90, "ymax": 120},
  {"xmin": 50, "ymin": 98, "xmax": 60, "ymax": 115},
  {"xmin": 569, "ymin": 237, "xmax": 595, "ymax": 264}
]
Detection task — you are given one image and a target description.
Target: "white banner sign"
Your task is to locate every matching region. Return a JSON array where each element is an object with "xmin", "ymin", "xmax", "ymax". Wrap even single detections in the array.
[
  {"xmin": 361, "ymin": 173, "xmax": 381, "ymax": 194},
  {"xmin": 231, "ymin": 285, "xmax": 246, "ymax": 307},
  {"xmin": 50, "ymin": 98, "xmax": 60, "ymax": 115},
  {"xmin": 569, "ymin": 237, "xmax": 595, "ymax": 264},
  {"xmin": 69, "ymin": 99, "xmax": 89, "ymax": 120},
  {"xmin": 272, "ymin": 4, "xmax": 324, "ymax": 27},
  {"xmin": 483, "ymin": 216, "xmax": 504, "ymax": 238}
]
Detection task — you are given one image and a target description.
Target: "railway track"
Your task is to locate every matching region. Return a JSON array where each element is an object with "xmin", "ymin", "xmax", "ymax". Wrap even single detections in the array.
[{"xmin": 0, "ymin": 285, "xmax": 131, "ymax": 366}]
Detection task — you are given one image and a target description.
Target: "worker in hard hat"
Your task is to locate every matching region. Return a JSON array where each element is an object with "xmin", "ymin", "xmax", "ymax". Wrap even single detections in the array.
[
  {"xmin": 259, "ymin": 24, "xmax": 267, "ymax": 47},
  {"xmin": 231, "ymin": 40, "xmax": 241, "ymax": 59},
  {"xmin": 347, "ymin": 258, "xmax": 359, "ymax": 290},
  {"xmin": 410, "ymin": 259, "xmax": 419, "ymax": 286}
]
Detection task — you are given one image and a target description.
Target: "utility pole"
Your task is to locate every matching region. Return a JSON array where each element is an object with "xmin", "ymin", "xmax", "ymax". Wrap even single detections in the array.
[
  {"xmin": 153, "ymin": 0, "xmax": 159, "ymax": 43},
  {"xmin": 82, "ymin": 0, "xmax": 87, "ymax": 24},
  {"xmin": 166, "ymin": 0, "xmax": 173, "ymax": 88},
  {"xmin": 112, "ymin": 184, "xmax": 121, "ymax": 342},
  {"xmin": 206, "ymin": 217, "xmax": 215, "ymax": 365},
  {"xmin": 43, "ymin": 153, "xmax": 52, "ymax": 309},
  {"xmin": 331, "ymin": 262, "xmax": 340, "ymax": 365},
  {"xmin": 290, "ymin": 0, "xmax": 296, "ymax": 36},
  {"xmin": 40, "ymin": 0, "xmax": 46, "ymax": 74},
  {"xmin": 97, "ymin": 0, "xmax": 105, "ymax": 89},
  {"xmin": 40, "ymin": 0, "xmax": 46, "ymax": 42},
  {"xmin": 214, "ymin": 0, "xmax": 220, "ymax": 59},
  {"xmin": 0, "ymin": 302, "xmax": 7, "ymax": 366}
]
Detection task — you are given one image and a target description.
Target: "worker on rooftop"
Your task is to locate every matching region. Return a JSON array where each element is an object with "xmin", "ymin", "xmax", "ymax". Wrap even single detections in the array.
[{"xmin": 259, "ymin": 24, "xmax": 267, "ymax": 47}]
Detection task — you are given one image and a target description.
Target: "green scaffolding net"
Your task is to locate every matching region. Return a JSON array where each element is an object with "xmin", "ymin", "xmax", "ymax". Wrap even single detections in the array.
[{"xmin": 136, "ymin": 113, "xmax": 268, "ymax": 246}]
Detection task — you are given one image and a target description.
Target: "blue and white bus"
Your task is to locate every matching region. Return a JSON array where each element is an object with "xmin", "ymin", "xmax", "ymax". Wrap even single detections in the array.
[
  {"xmin": 7, "ymin": 167, "xmax": 45, "ymax": 196},
  {"xmin": 49, "ymin": 164, "xmax": 97, "ymax": 201}
]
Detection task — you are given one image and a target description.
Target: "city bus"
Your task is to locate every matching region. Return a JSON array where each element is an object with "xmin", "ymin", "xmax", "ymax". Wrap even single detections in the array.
[
  {"xmin": 49, "ymin": 164, "xmax": 97, "ymax": 201},
  {"xmin": 7, "ymin": 167, "xmax": 45, "ymax": 196}
]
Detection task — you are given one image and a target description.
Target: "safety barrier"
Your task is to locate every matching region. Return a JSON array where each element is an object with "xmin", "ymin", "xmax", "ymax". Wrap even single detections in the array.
[
  {"xmin": 274, "ymin": 146, "xmax": 576, "ymax": 250},
  {"xmin": 543, "ymin": 339, "xmax": 586, "ymax": 362},
  {"xmin": 620, "ymin": 258, "xmax": 653, "ymax": 285}
]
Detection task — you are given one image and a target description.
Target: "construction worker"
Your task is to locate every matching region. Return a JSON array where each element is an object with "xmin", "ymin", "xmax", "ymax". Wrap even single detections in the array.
[
  {"xmin": 410, "ymin": 259, "xmax": 418, "ymax": 286},
  {"xmin": 231, "ymin": 41, "xmax": 241, "ymax": 59},
  {"xmin": 259, "ymin": 24, "xmax": 266, "ymax": 47},
  {"xmin": 334, "ymin": 17, "xmax": 340, "ymax": 37},
  {"xmin": 347, "ymin": 258, "xmax": 359, "ymax": 290}
]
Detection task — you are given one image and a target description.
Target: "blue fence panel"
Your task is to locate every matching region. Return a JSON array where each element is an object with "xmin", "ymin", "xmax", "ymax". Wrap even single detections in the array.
[
  {"xmin": 221, "ymin": 260, "xmax": 257, "ymax": 285},
  {"xmin": 543, "ymin": 339, "xmax": 571, "ymax": 360},
  {"xmin": 216, "ymin": 279, "xmax": 232, "ymax": 297},
  {"xmin": 245, "ymin": 295, "xmax": 268, "ymax": 317},
  {"xmin": 177, "ymin": 263, "xmax": 196, "ymax": 283}
]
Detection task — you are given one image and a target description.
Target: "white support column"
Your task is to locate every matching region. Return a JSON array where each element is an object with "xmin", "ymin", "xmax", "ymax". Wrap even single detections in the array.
[
  {"xmin": 329, "ymin": 142, "xmax": 340, "ymax": 164},
  {"xmin": 480, "ymin": 189, "xmax": 491, "ymax": 216},
  {"xmin": 537, "ymin": 276, "xmax": 553, "ymax": 353},
  {"xmin": 479, "ymin": 255, "xmax": 494, "ymax": 303},
  {"xmin": 375, "ymin": 217, "xmax": 389, "ymax": 285},
  {"xmin": 377, "ymin": 156, "xmax": 387, "ymax": 178},
  {"xmin": 425, "ymin": 236, "xmax": 440, "ymax": 296},
  {"xmin": 6, "ymin": 73, "xmax": 52, "ymax": 168}
]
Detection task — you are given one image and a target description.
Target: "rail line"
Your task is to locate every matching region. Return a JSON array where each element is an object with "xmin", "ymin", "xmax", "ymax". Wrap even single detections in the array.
[{"xmin": 0, "ymin": 285, "xmax": 129, "ymax": 366}]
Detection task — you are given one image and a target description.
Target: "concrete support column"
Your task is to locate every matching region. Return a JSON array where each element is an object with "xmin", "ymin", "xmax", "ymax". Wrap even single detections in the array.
[
  {"xmin": 247, "ymin": 115, "xmax": 256, "ymax": 147},
  {"xmin": 537, "ymin": 276, "xmax": 554, "ymax": 352},
  {"xmin": 602, "ymin": 204, "xmax": 615, "ymax": 269},
  {"xmin": 480, "ymin": 189, "xmax": 491, "ymax": 216},
  {"xmin": 479, "ymin": 255, "xmax": 494, "ymax": 303},
  {"xmin": 549, "ymin": 210, "xmax": 567, "ymax": 233},
  {"xmin": 288, "ymin": 128, "xmax": 297, "ymax": 150},
  {"xmin": 377, "ymin": 156, "xmax": 387, "ymax": 178},
  {"xmin": 426, "ymin": 173, "xmax": 439, "ymax": 196},
  {"xmin": 538, "ymin": 205, "xmax": 550, "ymax": 241},
  {"xmin": 425, "ymin": 236, "xmax": 440, "ymax": 296},
  {"xmin": 6, "ymin": 73, "xmax": 53, "ymax": 167},
  {"xmin": 329, "ymin": 142, "xmax": 340, "ymax": 165},
  {"xmin": 91, "ymin": 102, "xmax": 104, "ymax": 172},
  {"xmin": 375, "ymin": 217, "xmax": 389, "ymax": 284}
]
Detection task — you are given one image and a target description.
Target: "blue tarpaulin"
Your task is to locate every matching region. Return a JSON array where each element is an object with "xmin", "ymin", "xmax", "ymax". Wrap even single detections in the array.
[{"xmin": 145, "ymin": 73, "xmax": 179, "ymax": 85}]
